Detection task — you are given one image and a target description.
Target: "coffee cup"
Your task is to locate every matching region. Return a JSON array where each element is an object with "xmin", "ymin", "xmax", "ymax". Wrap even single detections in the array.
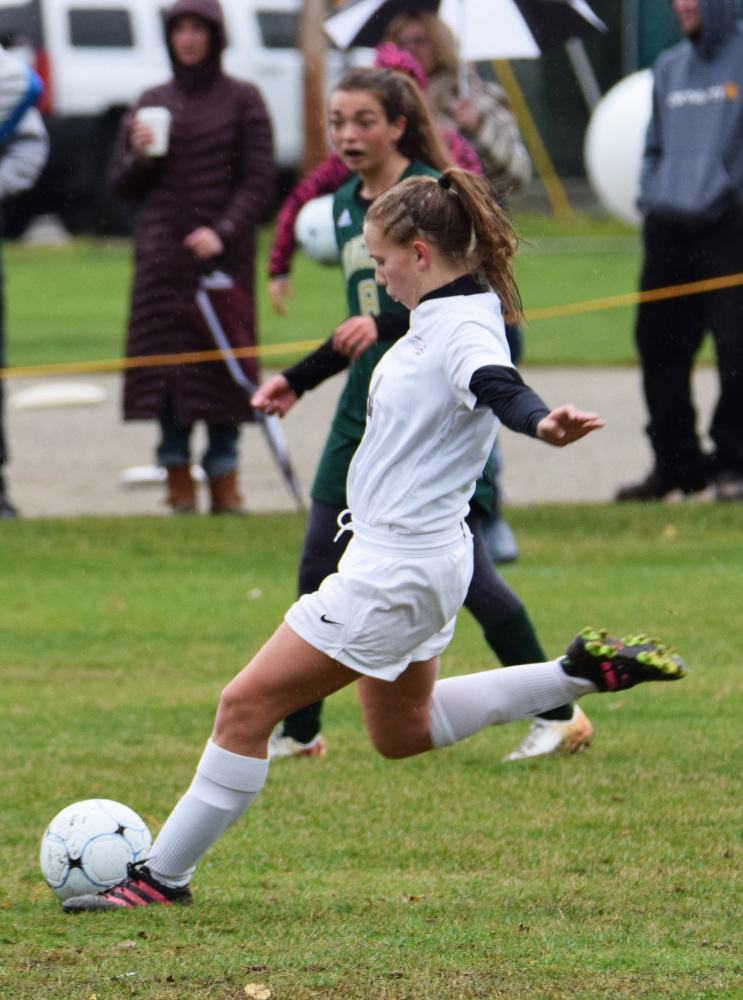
[{"xmin": 134, "ymin": 106, "xmax": 172, "ymax": 157}]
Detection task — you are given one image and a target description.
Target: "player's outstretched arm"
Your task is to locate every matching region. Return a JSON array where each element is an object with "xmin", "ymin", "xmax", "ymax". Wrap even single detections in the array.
[
  {"xmin": 251, "ymin": 374, "xmax": 298, "ymax": 417},
  {"xmin": 536, "ymin": 405, "xmax": 605, "ymax": 447}
]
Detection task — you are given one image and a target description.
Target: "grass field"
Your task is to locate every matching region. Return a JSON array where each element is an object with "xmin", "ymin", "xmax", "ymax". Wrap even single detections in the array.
[
  {"xmin": 5, "ymin": 211, "xmax": 715, "ymax": 373},
  {"xmin": 1, "ymin": 505, "xmax": 741, "ymax": 999}
]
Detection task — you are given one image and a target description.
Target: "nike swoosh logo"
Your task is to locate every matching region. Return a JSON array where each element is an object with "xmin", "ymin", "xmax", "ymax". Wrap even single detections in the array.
[{"xmin": 320, "ymin": 614, "xmax": 343, "ymax": 625}]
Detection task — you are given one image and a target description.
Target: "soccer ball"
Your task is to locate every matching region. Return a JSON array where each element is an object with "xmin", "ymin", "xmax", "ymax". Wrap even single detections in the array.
[
  {"xmin": 295, "ymin": 194, "xmax": 339, "ymax": 265},
  {"xmin": 40, "ymin": 799, "xmax": 152, "ymax": 900}
]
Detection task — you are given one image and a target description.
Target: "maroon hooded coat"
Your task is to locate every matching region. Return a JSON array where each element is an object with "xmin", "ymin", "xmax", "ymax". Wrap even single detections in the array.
[{"xmin": 109, "ymin": 0, "xmax": 276, "ymax": 425}]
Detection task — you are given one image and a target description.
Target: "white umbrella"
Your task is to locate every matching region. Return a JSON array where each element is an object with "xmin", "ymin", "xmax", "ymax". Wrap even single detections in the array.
[
  {"xmin": 442, "ymin": 0, "xmax": 539, "ymax": 61},
  {"xmin": 324, "ymin": 0, "xmax": 606, "ymax": 62}
]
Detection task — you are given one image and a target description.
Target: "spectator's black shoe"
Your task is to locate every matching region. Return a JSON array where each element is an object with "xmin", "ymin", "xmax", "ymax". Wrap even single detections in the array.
[
  {"xmin": 615, "ymin": 468, "xmax": 707, "ymax": 502},
  {"xmin": 561, "ymin": 628, "xmax": 686, "ymax": 692}
]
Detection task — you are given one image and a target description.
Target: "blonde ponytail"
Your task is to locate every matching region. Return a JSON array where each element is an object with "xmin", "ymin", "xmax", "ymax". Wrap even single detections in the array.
[{"xmin": 366, "ymin": 168, "xmax": 521, "ymax": 320}]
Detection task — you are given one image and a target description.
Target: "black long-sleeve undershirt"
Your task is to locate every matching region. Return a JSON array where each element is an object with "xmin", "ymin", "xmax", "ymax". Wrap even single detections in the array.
[
  {"xmin": 283, "ymin": 309, "xmax": 410, "ymax": 397},
  {"xmin": 283, "ymin": 337, "xmax": 348, "ymax": 396},
  {"xmin": 470, "ymin": 366, "xmax": 550, "ymax": 437}
]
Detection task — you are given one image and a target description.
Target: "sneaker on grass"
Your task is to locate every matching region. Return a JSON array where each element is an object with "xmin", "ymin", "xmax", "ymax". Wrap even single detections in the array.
[
  {"xmin": 562, "ymin": 628, "xmax": 686, "ymax": 691},
  {"xmin": 62, "ymin": 863, "xmax": 192, "ymax": 912},
  {"xmin": 268, "ymin": 728, "xmax": 327, "ymax": 759},
  {"xmin": 502, "ymin": 705, "xmax": 594, "ymax": 762}
]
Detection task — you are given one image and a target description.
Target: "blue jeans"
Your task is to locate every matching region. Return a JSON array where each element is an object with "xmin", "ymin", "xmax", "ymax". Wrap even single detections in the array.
[{"xmin": 157, "ymin": 400, "xmax": 240, "ymax": 481}]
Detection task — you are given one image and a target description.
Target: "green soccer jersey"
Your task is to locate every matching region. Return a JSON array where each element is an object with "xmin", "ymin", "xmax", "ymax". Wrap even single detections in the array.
[{"xmin": 311, "ymin": 161, "xmax": 438, "ymax": 508}]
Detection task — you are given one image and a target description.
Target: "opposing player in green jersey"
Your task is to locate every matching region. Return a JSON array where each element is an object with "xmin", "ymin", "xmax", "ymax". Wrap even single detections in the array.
[{"xmin": 255, "ymin": 67, "xmax": 594, "ymax": 762}]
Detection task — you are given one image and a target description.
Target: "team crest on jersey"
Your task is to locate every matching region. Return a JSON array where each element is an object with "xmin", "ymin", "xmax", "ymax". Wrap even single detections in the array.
[
  {"xmin": 337, "ymin": 208, "xmax": 353, "ymax": 227},
  {"xmin": 342, "ymin": 233, "xmax": 375, "ymax": 276},
  {"xmin": 406, "ymin": 333, "xmax": 427, "ymax": 356}
]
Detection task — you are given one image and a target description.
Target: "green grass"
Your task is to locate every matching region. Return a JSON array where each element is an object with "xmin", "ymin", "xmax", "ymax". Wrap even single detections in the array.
[
  {"xmin": 4, "ymin": 231, "xmax": 347, "ymax": 373},
  {"xmin": 1, "ymin": 506, "xmax": 741, "ymax": 999},
  {"xmin": 516, "ymin": 244, "xmax": 642, "ymax": 365},
  {"xmin": 5, "ymin": 211, "xmax": 716, "ymax": 373}
]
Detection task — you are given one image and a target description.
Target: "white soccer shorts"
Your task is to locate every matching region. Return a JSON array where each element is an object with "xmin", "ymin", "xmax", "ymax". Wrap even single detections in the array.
[{"xmin": 285, "ymin": 519, "xmax": 473, "ymax": 681}]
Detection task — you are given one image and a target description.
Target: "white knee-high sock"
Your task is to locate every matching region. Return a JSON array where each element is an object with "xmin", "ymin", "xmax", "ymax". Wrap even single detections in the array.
[
  {"xmin": 147, "ymin": 739, "xmax": 269, "ymax": 887},
  {"xmin": 428, "ymin": 659, "xmax": 596, "ymax": 748}
]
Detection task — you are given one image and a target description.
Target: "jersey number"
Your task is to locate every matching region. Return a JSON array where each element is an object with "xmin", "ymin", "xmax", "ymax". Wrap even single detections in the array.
[{"xmin": 358, "ymin": 279, "xmax": 380, "ymax": 317}]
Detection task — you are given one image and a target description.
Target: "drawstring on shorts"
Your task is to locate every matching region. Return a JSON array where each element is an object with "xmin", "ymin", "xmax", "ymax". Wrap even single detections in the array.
[{"xmin": 333, "ymin": 508, "xmax": 354, "ymax": 543}]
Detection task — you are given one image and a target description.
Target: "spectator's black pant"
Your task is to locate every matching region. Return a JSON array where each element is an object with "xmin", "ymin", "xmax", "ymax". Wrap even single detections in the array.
[{"xmin": 636, "ymin": 211, "xmax": 743, "ymax": 484}]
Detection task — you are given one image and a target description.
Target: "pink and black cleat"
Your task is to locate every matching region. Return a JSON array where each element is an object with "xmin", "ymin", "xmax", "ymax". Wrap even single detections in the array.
[
  {"xmin": 562, "ymin": 628, "xmax": 686, "ymax": 691},
  {"xmin": 62, "ymin": 863, "xmax": 192, "ymax": 912}
]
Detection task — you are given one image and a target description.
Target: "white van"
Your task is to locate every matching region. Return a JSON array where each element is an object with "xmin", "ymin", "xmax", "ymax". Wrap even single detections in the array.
[{"xmin": 0, "ymin": 0, "xmax": 362, "ymax": 232}]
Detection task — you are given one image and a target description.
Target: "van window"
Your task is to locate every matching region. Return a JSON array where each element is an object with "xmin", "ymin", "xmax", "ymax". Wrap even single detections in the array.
[
  {"xmin": 0, "ymin": 0, "xmax": 42, "ymax": 48},
  {"xmin": 256, "ymin": 10, "xmax": 298, "ymax": 49},
  {"xmin": 68, "ymin": 8, "xmax": 134, "ymax": 47}
]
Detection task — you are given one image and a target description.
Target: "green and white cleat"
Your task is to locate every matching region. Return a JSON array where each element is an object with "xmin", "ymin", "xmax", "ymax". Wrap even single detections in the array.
[
  {"xmin": 268, "ymin": 728, "xmax": 327, "ymax": 759},
  {"xmin": 502, "ymin": 706, "xmax": 594, "ymax": 762},
  {"xmin": 562, "ymin": 628, "xmax": 687, "ymax": 691}
]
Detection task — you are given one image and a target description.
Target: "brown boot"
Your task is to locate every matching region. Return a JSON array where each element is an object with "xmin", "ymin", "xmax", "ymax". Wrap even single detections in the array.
[
  {"xmin": 165, "ymin": 465, "xmax": 197, "ymax": 514},
  {"xmin": 209, "ymin": 469, "xmax": 243, "ymax": 515}
]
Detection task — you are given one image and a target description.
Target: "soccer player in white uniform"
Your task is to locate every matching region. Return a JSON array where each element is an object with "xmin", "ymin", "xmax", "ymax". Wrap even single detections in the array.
[{"xmin": 63, "ymin": 169, "xmax": 686, "ymax": 912}]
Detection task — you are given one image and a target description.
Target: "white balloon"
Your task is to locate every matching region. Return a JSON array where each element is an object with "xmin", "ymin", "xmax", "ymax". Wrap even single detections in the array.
[
  {"xmin": 584, "ymin": 69, "xmax": 654, "ymax": 228},
  {"xmin": 295, "ymin": 194, "xmax": 340, "ymax": 266}
]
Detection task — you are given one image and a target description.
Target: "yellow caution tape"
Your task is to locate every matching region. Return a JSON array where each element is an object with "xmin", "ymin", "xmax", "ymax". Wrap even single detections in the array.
[{"xmin": 3, "ymin": 270, "xmax": 742, "ymax": 380}]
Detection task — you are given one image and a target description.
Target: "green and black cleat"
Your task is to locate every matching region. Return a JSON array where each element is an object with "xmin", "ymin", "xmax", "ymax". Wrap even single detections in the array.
[{"xmin": 562, "ymin": 628, "xmax": 686, "ymax": 692}]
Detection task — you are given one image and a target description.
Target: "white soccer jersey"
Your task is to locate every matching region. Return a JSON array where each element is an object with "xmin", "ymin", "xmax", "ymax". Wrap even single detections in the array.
[{"xmin": 346, "ymin": 289, "xmax": 513, "ymax": 535}]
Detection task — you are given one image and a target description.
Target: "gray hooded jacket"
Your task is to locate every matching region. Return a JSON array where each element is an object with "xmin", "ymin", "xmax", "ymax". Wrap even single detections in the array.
[{"xmin": 640, "ymin": 0, "xmax": 743, "ymax": 224}]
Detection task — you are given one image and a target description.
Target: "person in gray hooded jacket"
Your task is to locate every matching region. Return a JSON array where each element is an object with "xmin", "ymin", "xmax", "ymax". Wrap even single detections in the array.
[{"xmin": 616, "ymin": 0, "xmax": 743, "ymax": 503}]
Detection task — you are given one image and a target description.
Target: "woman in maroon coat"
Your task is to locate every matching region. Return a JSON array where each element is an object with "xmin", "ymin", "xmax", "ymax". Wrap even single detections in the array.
[{"xmin": 110, "ymin": 0, "xmax": 276, "ymax": 513}]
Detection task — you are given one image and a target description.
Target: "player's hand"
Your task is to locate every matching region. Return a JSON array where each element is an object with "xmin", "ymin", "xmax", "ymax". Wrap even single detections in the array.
[
  {"xmin": 332, "ymin": 315, "xmax": 378, "ymax": 358},
  {"xmin": 251, "ymin": 374, "xmax": 298, "ymax": 417},
  {"xmin": 536, "ymin": 405, "xmax": 605, "ymax": 446},
  {"xmin": 184, "ymin": 227, "xmax": 224, "ymax": 260},
  {"xmin": 268, "ymin": 277, "xmax": 294, "ymax": 315}
]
